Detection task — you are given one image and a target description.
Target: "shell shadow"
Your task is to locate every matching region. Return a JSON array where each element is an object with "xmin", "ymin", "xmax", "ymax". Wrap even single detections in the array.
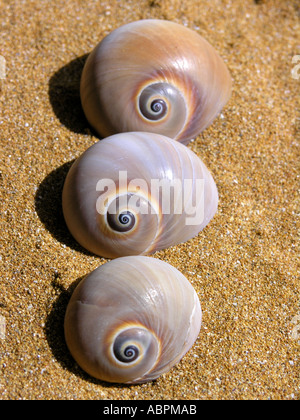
[
  {"xmin": 48, "ymin": 54, "xmax": 92, "ymax": 135},
  {"xmin": 45, "ymin": 276, "xmax": 139, "ymax": 388},
  {"xmin": 44, "ymin": 276, "xmax": 85, "ymax": 379},
  {"xmin": 34, "ymin": 160, "xmax": 94, "ymax": 256}
]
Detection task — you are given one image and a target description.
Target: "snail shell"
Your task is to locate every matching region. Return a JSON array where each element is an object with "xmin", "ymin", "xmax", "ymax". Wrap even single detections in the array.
[
  {"xmin": 80, "ymin": 19, "xmax": 232, "ymax": 144},
  {"xmin": 62, "ymin": 132, "xmax": 218, "ymax": 259},
  {"xmin": 64, "ymin": 256, "xmax": 202, "ymax": 384}
]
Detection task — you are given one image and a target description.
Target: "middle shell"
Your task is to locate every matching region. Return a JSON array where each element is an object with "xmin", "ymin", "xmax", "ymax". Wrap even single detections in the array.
[{"xmin": 62, "ymin": 132, "xmax": 218, "ymax": 258}]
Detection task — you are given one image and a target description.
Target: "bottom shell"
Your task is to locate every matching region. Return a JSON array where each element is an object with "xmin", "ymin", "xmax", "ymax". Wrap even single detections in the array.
[{"xmin": 64, "ymin": 256, "xmax": 202, "ymax": 384}]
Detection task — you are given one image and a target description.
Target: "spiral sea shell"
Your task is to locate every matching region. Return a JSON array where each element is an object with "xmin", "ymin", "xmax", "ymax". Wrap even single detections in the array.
[
  {"xmin": 80, "ymin": 19, "xmax": 232, "ymax": 144},
  {"xmin": 64, "ymin": 256, "xmax": 202, "ymax": 384},
  {"xmin": 62, "ymin": 132, "xmax": 218, "ymax": 259}
]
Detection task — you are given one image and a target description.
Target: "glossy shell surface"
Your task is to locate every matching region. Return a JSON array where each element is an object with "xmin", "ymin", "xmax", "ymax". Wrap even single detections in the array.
[
  {"xmin": 80, "ymin": 19, "xmax": 232, "ymax": 144},
  {"xmin": 64, "ymin": 256, "xmax": 202, "ymax": 384},
  {"xmin": 62, "ymin": 132, "xmax": 218, "ymax": 258}
]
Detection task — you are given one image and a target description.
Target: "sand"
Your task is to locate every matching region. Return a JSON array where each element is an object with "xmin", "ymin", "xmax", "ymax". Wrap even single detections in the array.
[{"xmin": 0, "ymin": 0, "xmax": 299, "ymax": 400}]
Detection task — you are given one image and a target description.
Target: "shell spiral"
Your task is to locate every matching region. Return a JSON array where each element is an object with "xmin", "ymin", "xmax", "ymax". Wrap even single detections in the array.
[
  {"xmin": 80, "ymin": 19, "xmax": 232, "ymax": 144},
  {"xmin": 64, "ymin": 256, "xmax": 202, "ymax": 384},
  {"xmin": 62, "ymin": 132, "xmax": 218, "ymax": 259}
]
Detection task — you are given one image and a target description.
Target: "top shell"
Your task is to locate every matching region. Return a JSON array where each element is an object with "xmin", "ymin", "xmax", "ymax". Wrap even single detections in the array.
[{"xmin": 80, "ymin": 19, "xmax": 232, "ymax": 144}]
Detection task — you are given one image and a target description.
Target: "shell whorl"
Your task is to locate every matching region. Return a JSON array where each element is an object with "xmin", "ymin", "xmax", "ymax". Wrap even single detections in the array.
[
  {"xmin": 62, "ymin": 132, "xmax": 218, "ymax": 259},
  {"xmin": 80, "ymin": 19, "xmax": 232, "ymax": 144},
  {"xmin": 64, "ymin": 256, "xmax": 202, "ymax": 384}
]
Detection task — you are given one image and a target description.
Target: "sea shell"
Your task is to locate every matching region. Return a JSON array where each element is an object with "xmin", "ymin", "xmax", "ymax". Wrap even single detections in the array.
[
  {"xmin": 80, "ymin": 19, "xmax": 232, "ymax": 144},
  {"xmin": 64, "ymin": 256, "xmax": 202, "ymax": 384},
  {"xmin": 62, "ymin": 132, "xmax": 218, "ymax": 258}
]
